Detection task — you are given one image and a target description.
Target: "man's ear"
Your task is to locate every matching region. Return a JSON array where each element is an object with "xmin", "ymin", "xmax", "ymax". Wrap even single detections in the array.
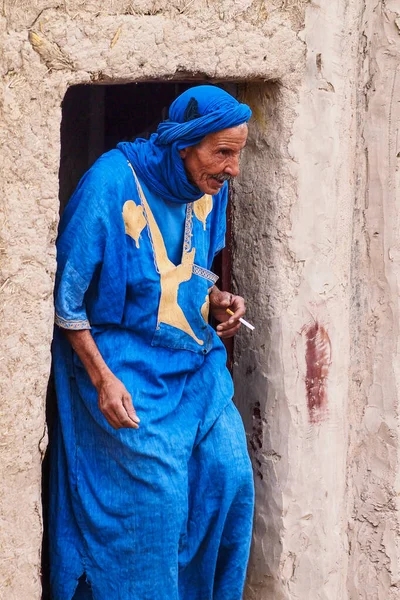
[{"xmin": 179, "ymin": 148, "xmax": 188, "ymax": 159}]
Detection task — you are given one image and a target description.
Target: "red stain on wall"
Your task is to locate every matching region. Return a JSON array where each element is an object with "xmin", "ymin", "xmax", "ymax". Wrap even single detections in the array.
[{"xmin": 302, "ymin": 321, "xmax": 332, "ymax": 423}]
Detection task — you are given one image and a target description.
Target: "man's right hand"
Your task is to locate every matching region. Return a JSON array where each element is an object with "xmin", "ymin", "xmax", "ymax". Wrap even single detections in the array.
[
  {"xmin": 97, "ymin": 375, "xmax": 140, "ymax": 430},
  {"xmin": 63, "ymin": 329, "xmax": 140, "ymax": 430}
]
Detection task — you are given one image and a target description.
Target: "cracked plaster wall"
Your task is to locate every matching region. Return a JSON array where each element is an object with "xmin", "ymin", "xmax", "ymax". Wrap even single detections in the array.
[
  {"xmin": 0, "ymin": 0, "xmax": 399, "ymax": 599},
  {"xmin": 345, "ymin": 2, "xmax": 400, "ymax": 599},
  {"xmin": 234, "ymin": 1, "xmax": 400, "ymax": 599},
  {"xmin": 234, "ymin": 1, "xmax": 360, "ymax": 597}
]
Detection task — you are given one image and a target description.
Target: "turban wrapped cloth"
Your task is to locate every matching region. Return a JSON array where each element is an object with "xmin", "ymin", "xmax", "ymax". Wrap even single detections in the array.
[{"xmin": 118, "ymin": 85, "xmax": 252, "ymax": 204}]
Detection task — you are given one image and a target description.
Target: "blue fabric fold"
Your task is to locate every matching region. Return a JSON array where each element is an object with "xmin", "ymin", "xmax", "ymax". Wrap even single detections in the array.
[{"xmin": 117, "ymin": 85, "xmax": 251, "ymax": 204}]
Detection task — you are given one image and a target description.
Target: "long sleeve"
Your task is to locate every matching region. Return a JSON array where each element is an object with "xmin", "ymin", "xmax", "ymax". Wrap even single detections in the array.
[{"xmin": 55, "ymin": 157, "xmax": 127, "ymax": 330}]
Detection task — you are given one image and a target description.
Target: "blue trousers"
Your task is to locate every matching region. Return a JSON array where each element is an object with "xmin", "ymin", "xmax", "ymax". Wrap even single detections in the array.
[
  {"xmin": 54, "ymin": 401, "xmax": 254, "ymax": 599},
  {"xmin": 72, "ymin": 579, "xmax": 92, "ymax": 600}
]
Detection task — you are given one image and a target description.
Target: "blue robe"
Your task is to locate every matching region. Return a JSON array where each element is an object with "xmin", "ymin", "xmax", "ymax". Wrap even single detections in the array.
[{"xmin": 50, "ymin": 147, "xmax": 254, "ymax": 600}]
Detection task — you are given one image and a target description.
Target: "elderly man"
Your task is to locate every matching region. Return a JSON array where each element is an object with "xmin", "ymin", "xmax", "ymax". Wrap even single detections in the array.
[{"xmin": 50, "ymin": 85, "xmax": 254, "ymax": 600}]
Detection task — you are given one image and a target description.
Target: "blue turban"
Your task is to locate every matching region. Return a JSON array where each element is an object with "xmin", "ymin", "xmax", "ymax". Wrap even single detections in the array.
[{"xmin": 118, "ymin": 85, "xmax": 252, "ymax": 204}]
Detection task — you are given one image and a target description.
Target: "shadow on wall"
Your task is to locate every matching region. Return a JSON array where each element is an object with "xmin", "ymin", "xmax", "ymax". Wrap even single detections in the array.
[{"xmin": 232, "ymin": 81, "xmax": 289, "ymax": 599}]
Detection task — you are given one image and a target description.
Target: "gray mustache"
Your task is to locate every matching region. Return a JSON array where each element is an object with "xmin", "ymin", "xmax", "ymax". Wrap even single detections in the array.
[{"xmin": 212, "ymin": 173, "xmax": 233, "ymax": 183}]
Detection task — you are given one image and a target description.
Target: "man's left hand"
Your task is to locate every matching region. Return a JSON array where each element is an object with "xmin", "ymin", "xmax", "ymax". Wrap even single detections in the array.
[{"xmin": 209, "ymin": 287, "xmax": 246, "ymax": 339}]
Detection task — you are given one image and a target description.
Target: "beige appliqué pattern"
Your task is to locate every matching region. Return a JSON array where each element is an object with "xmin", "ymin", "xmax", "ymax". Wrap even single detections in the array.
[
  {"xmin": 193, "ymin": 194, "xmax": 213, "ymax": 230},
  {"xmin": 122, "ymin": 200, "xmax": 146, "ymax": 248},
  {"xmin": 128, "ymin": 164, "xmax": 204, "ymax": 345},
  {"xmin": 201, "ymin": 286, "xmax": 213, "ymax": 324}
]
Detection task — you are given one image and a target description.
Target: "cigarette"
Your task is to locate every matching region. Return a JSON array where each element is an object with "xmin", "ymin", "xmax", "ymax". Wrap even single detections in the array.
[{"xmin": 226, "ymin": 308, "xmax": 255, "ymax": 331}]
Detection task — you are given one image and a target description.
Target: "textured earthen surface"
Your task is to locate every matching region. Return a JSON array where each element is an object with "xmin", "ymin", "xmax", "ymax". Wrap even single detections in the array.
[
  {"xmin": 346, "ymin": 2, "xmax": 400, "ymax": 598},
  {"xmin": 235, "ymin": 1, "xmax": 400, "ymax": 598},
  {"xmin": 1, "ymin": 0, "xmax": 399, "ymax": 598}
]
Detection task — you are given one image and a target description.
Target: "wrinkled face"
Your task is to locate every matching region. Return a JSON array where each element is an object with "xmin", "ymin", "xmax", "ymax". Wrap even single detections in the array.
[{"xmin": 179, "ymin": 124, "xmax": 248, "ymax": 195}]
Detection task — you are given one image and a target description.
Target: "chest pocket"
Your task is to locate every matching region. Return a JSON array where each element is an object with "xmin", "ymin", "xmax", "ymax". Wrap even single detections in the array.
[{"xmin": 127, "ymin": 162, "xmax": 218, "ymax": 355}]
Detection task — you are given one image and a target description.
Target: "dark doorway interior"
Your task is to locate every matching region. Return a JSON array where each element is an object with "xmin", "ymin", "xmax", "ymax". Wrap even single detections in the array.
[
  {"xmin": 59, "ymin": 82, "xmax": 195, "ymax": 211},
  {"xmin": 42, "ymin": 81, "xmax": 236, "ymax": 598}
]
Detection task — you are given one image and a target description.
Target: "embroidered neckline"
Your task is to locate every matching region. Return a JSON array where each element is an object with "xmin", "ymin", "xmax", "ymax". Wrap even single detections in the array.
[
  {"xmin": 127, "ymin": 161, "xmax": 194, "ymax": 271},
  {"xmin": 183, "ymin": 203, "xmax": 193, "ymax": 255}
]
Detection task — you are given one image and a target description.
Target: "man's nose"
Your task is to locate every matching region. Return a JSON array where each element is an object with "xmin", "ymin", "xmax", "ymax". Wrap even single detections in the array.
[{"xmin": 224, "ymin": 156, "xmax": 240, "ymax": 178}]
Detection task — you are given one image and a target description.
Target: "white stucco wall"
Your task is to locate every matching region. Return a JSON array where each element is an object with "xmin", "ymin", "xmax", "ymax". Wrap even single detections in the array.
[{"xmin": 1, "ymin": 1, "xmax": 399, "ymax": 598}]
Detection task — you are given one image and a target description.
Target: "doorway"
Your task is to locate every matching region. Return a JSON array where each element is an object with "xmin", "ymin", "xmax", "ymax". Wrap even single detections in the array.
[{"xmin": 42, "ymin": 81, "xmax": 238, "ymax": 598}]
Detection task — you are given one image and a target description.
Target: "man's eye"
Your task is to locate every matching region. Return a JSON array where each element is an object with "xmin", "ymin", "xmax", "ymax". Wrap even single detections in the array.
[{"xmin": 219, "ymin": 149, "xmax": 229, "ymax": 156}]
